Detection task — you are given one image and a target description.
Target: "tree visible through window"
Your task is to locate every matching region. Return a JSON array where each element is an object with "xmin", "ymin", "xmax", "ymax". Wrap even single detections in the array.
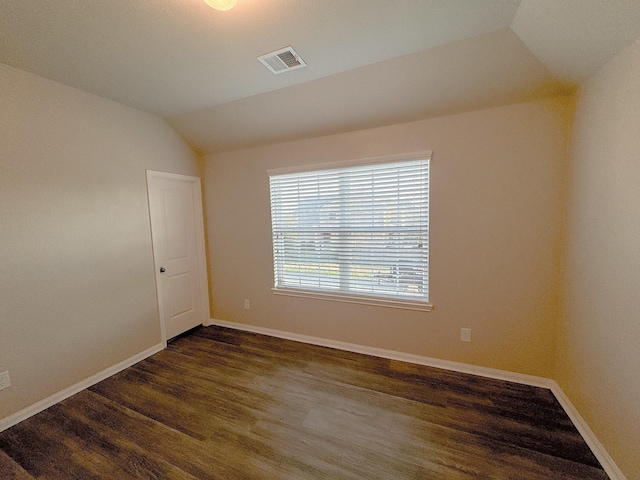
[{"xmin": 268, "ymin": 153, "xmax": 430, "ymax": 308}]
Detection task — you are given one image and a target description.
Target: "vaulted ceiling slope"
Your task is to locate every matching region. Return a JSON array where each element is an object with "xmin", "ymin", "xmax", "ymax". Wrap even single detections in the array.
[{"xmin": 1, "ymin": 0, "xmax": 639, "ymax": 154}]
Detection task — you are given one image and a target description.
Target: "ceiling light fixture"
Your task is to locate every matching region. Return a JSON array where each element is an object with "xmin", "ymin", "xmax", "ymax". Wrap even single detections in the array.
[{"xmin": 204, "ymin": 0, "xmax": 237, "ymax": 11}]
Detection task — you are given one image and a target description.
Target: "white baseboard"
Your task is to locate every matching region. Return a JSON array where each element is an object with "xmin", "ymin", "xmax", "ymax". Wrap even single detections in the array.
[
  {"xmin": 207, "ymin": 318, "xmax": 626, "ymax": 480},
  {"xmin": 0, "ymin": 342, "xmax": 165, "ymax": 433},
  {"xmin": 206, "ymin": 318, "xmax": 553, "ymax": 387},
  {"xmin": 549, "ymin": 381, "xmax": 626, "ymax": 480}
]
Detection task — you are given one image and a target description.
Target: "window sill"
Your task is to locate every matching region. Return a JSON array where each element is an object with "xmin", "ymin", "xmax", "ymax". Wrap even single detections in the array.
[{"xmin": 271, "ymin": 287, "xmax": 433, "ymax": 312}]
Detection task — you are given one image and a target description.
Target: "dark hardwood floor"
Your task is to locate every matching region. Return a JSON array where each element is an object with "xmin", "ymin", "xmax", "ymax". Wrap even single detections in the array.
[{"xmin": 0, "ymin": 326, "xmax": 608, "ymax": 479}]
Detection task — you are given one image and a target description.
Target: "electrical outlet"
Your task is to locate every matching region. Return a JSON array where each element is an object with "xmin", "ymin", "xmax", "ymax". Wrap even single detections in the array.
[
  {"xmin": 460, "ymin": 328, "xmax": 472, "ymax": 342},
  {"xmin": 0, "ymin": 371, "xmax": 10, "ymax": 391},
  {"xmin": 244, "ymin": 299, "xmax": 251, "ymax": 310}
]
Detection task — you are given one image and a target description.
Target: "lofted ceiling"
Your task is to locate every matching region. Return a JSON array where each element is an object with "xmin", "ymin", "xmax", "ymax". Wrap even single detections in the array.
[{"xmin": 1, "ymin": 0, "xmax": 639, "ymax": 154}]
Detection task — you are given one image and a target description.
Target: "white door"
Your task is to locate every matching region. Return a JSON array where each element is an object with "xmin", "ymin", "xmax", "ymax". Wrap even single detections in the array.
[{"xmin": 146, "ymin": 171, "xmax": 209, "ymax": 341}]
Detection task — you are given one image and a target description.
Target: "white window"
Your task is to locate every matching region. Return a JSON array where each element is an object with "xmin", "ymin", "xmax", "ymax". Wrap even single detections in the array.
[{"xmin": 268, "ymin": 152, "xmax": 431, "ymax": 311}]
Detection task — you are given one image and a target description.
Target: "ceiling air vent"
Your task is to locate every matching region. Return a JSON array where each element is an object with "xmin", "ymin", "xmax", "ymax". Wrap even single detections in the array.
[{"xmin": 257, "ymin": 46, "xmax": 307, "ymax": 75}]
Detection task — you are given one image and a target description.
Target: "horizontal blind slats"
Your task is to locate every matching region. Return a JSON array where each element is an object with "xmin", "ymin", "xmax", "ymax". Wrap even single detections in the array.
[{"xmin": 270, "ymin": 158, "xmax": 429, "ymax": 302}]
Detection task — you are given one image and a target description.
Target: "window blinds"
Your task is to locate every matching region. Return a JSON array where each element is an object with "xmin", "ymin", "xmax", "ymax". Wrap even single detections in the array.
[{"xmin": 269, "ymin": 156, "xmax": 430, "ymax": 303}]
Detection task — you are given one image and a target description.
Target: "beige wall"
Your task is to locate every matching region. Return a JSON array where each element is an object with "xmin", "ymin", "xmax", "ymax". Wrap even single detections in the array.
[
  {"xmin": 0, "ymin": 64, "xmax": 199, "ymax": 420},
  {"xmin": 1, "ymin": 37, "xmax": 636, "ymax": 475},
  {"xmin": 1, "ymin": 33, "xmax": 636, "ymax": 476},
  {"xmin": 558, "ymin": 37, "xmax": 640, "ymax": 479},
  {"xmin": 204, "ymin": 97, "xmax": 571, "ymax": 378}
]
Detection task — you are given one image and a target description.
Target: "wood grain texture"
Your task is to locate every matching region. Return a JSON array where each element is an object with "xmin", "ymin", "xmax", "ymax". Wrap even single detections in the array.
[{"xmin": 0, "ymin": 325, "xmax": 609, "ymax": 479}]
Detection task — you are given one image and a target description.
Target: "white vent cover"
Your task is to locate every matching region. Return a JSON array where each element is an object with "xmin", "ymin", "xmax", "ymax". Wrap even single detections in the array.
[{"xmin": 257, "ymin": 46, "xmax": 307, "ymax": 75}]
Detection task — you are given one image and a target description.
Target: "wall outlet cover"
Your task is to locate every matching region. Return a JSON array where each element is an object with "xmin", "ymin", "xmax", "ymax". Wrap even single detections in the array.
[
  {"xmin": 460, "ymin": 328, "xmax": 472, "ymax": 342},
  {"xmin": 0, "ymin": 371, "xmax": 10, "ymax": 391}
]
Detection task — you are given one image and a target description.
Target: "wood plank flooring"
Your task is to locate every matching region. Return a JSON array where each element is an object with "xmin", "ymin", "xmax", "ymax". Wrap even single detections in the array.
[{"xmin": 0, "ymin": 326, "xmax": 608, "ymax": 479}]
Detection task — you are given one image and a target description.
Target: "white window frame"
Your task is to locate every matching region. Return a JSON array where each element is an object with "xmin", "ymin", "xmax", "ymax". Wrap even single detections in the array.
[{"xmin": 267, "ymin": 151, "xmax": 432, "ymax": 312}]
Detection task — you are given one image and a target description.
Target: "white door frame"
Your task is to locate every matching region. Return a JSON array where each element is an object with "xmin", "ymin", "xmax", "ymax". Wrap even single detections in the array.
[{"xmin": 146, "ymin": 170, "xmax": 210, "ymax": 344}]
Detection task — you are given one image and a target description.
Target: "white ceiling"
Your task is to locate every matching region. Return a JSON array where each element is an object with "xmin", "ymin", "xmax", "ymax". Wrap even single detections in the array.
[{"xmin": 1, "ymin": 0, "xmax": 639, "ymax": 154}]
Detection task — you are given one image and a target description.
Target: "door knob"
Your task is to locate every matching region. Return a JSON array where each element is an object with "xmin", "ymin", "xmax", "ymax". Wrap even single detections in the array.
[{"xmin": 160, "ymin": 267, "xmax": 166, "ymax": 273}]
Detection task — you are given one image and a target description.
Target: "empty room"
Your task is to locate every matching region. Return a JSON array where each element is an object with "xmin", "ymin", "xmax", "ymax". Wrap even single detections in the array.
[{"xmin": 1, "ymin": 1, "xmax": 639, "ymax": 479}]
